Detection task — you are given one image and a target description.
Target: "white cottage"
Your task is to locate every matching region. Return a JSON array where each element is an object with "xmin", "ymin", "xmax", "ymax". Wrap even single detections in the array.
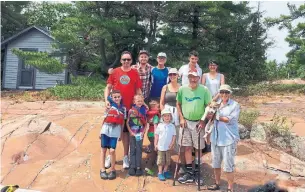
[{"xmin": 1, "ymin": 26, "xmax": 67, "ymax": 90}]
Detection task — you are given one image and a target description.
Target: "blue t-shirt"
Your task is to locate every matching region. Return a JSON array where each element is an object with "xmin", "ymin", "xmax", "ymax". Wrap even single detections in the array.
[{"xmin": 150, "ymin": 67, "xmax": 169, "ymax": 98}]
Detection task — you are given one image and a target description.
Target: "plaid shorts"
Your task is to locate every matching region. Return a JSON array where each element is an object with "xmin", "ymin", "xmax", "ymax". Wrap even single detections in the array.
[{"xmin": 157, "ymin": 151, "xmax": 171, "ymax": 166}]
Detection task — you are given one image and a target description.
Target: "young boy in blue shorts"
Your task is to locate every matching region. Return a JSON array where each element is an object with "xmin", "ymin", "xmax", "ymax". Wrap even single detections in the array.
[{"xmin": 100, "ymin": 90, "xmax": 126, "ymax": 180}]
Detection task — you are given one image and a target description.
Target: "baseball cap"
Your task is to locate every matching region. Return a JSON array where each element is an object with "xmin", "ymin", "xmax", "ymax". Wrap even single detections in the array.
[
  {"xmin": 168, "ymin": 68, "xmax": 178, "ymax": 74},
  {"xmin": 188, "ymin": 71, "xmax": 199, "ymax": 77},
  {"xmin": 139, "ymin": 50, "xmax": 149, "ymax": 56},
  {"xmin": 157, "ymin": 52, "xmax": 167, "ymax": 58}
]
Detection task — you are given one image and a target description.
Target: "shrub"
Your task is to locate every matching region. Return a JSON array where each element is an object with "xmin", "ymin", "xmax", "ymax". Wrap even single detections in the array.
[
  {"xmin": 239, "ymin": 109, "xmax": 260, "ymax": 129},
  {"xmin": 49, "ymin": 76, "xmax": 106, "ymax": 100}
]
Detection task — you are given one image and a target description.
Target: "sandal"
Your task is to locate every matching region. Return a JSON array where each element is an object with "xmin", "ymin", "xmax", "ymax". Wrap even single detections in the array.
[{"xmin": 207, "ymin": 183, "xmax": 220, "ymax": 190}]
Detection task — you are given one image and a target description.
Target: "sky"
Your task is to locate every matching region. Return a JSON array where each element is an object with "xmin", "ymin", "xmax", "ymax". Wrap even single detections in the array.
[{"xmin": 248, "ymin": 1, "xmax": 304, "ymax": 63}]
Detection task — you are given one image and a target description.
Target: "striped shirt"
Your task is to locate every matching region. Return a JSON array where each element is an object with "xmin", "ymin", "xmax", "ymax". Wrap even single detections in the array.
[{"xmin": 131, "ymin": 63, "xmax": 152, "ymax": 99}]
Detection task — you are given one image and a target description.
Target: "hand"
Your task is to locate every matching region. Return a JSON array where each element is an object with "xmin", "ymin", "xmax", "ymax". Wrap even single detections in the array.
[
  {"xmin": 180, "ymin": 118, "xmax": 186, "ymax": 128},
  {"xmin": 197, "ymin": 120, "xmax": 206, "ymax": 130},
  {"xmin": 108, "ymin": 68, "xmax": 114, "ymax": 75},
  {"xmin": 118, "ymin": 137, "xmax": 122, "ymax": 141},
  {"xmin": 105, "ymin": 101, "xmax": 110, "ymax": 109},
  {"xmin": 169, "ymin": 144, "xmax": 174, "ymax": 150}
]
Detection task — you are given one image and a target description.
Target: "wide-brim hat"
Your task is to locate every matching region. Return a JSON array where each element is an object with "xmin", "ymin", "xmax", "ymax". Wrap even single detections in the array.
[{"xmin": 219, "ymin": 84, "xmax": 232, "ymax": 93}]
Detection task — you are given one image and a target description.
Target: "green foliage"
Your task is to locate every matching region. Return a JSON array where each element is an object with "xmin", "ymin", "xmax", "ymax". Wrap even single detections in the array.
[
  {"xmin": 266, "ymin": 3, "xmax": 305, "ymax": 79},
  {"xmin": 234, "ymin": 83, "xmax": 305, "ymax": 96},
  {"xmin": 1, "ymin": 1, "xmax": 30, "ymax": 40},
  {"xmin": 11, "ymin": 49, "xmax": 66, "ymax": 73},
  {"xmin": 239, "ymin": 110, "xmax": 260, "ymax": 129},
  {"xmin": 265, "ymin": 114, "xmax": 292, "ymax": 136},
  {"xmin": 49, "ymin": 76, "xmax": 106, "ymax": 100}
]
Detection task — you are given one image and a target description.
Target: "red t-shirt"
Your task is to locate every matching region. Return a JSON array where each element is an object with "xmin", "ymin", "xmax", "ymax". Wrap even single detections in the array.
[{"xmin": 107, "ymin": 67, "xmax": 142, "ymax": 110}]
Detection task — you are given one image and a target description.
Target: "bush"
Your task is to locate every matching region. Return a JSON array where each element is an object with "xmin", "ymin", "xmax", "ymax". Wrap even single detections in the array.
[
  {"xmin": 264, "ymin": 114, "xmax": 294, "ymax": 138},
  {"xmin": 234, "ymin": 84, "xmax": 305, "ymax": 96},
  {"xmin": 239, "ymin": 109, "xmax": 260, "ymax": 129},
  {"xmin": 49, "ymin": 76, "xmax": 106, "ymax": 100}
]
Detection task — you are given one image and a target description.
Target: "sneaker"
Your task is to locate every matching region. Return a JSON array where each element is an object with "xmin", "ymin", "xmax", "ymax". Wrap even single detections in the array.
[
  {"xmin": 100, "ymin": 170, "xmax": 108, "ymax": 180},
  {"xmin": 123, "ymin": 155, "xmax": 129, "ymax": 169},
  {"xmin": 207, "ymin": 184, "xmax": 220, "ymax": 190},
  {"xmin": 194, "ymin": 172, "xmax": 204, "ymax": 186},
  {"xmin": 163, "ymin": 171, "xmax": 172, "ymax": 179},
  {"xmin": 158, "ymin": 173, "xmax": 166, "ymax": 181},
  {"xmin": 128, "ymin": 168, "xmax": 136, "ymax": 176},
  {"xmin": 108, "ymin": 171, "xmax": 116, "ymax": 180},
  {"xmin": 136, "ymin": 168, "xmax": 143, "ymax": 176},
  {"xmin": 105, "ymin": 155, "xmax": 111, "ymax": 169},
  {"xmin": 177, "ymin": 172, "xmax": 194, "ymax": 184}
]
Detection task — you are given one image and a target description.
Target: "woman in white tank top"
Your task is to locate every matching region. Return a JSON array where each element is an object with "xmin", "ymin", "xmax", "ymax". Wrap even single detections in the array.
[{"xmin": 201, "ymin": 60, "xmax": 225, "ymax": 101}]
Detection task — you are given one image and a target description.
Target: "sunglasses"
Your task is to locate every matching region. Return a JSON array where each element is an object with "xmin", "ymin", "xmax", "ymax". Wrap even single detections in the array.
[
  {"xmin": 169, "ymin": 73, "xmax": 177, "ymax": 76},
  {"xmin": 112, "ymin": 96, "xmax": 121, "ymax": 99},
  {"xmin": 220, "ymin": 91, "xmax": 230, "ymax": 94},
  {"xmin": 122, "ymin": 58, "xmax": 131, "ymax": 62}
]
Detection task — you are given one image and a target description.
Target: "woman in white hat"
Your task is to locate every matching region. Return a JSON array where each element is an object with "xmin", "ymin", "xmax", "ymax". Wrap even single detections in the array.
[{"xmin": 207, "ymin": 84, "xmax": 240, "ymax": 192}]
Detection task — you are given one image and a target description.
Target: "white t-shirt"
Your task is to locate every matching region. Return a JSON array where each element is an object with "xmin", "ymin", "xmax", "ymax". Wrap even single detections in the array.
[
  {"xmin": 155, "ymin": 122, "xmax": 176, "ymax": 151},
  {"xmin": 178, "ymin": 63, "xmax": 202, "ymax": 85}
]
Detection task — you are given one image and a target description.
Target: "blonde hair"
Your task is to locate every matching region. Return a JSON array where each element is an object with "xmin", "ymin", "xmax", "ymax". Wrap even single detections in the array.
[{"xmin": 133, "ymin": 94, "xmax": 144, "ymax": 100}]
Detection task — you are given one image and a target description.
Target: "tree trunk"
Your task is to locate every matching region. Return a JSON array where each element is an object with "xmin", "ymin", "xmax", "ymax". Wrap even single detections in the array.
[
  {"xmin": 191, "ymin": 6, "xmax": 199, "ymax": 50},
  {"xmin": 99, "ymin": 38, "xmax": 107, "ymax": 73}
]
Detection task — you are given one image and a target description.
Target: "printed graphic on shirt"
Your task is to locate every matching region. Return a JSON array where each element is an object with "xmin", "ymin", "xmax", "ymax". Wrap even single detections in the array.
[
  {"xmin": 120, "ymin": 75, "xmax": 130, "ymax": 85},
  {"xmin": 185, "ymin": 96, "xmax": 201, "ymax": 102}
]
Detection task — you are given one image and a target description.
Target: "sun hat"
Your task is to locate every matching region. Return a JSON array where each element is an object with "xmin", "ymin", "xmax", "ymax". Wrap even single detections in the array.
[
  {"xmin": 168, "ymin": 68, "xmax": 178, "ymax": 74},
  {"xmin": 157, "ymin": 52, "xmax": 167, "ymax": 58},
  {"xmin": 161, "ymin": 108, "xmax": 172, "ymax": 116},
  {"xmin": 219, "ymin": 84, "xmax": 232, "ymax": 93}
]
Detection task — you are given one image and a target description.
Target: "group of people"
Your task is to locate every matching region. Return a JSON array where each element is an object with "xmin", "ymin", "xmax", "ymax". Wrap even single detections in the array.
[{"xmin": 100, "ymin": 50, "xmax": 240, "ymax": 192}]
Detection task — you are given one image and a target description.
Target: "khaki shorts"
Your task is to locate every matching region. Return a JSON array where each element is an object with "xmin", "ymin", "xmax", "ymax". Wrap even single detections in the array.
[
  {"xmin": 157, "ymin": 151, "xmax": 171, "ymax": 166},
  {"xmin": 179, "ymin": 120, "xmax": 205, "ymax": 150}
]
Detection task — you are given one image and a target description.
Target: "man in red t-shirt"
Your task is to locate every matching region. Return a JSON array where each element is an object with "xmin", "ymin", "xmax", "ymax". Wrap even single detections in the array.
[{"xmin": 104, "ymin": 51, "xmax": 142, "ymax": 170}]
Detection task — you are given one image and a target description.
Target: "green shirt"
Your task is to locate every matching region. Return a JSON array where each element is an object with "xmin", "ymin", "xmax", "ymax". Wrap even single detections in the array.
[{"xmin": 176, "ymin": 84, "xmax": 212, "ymax": 121}]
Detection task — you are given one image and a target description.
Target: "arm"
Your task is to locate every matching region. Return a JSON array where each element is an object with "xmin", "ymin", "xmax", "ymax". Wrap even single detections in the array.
[
  {"xmin": 220, "ymin": 74, "xmax": 225, "ymax": 85},
  {"xmin": 218, "ymin": 103, "xmax": 240, "ymax": 124},
  {"xmin": 136, "ymin": 88, "xmax": 142, "ymax": 95},
  {"xmin": 176, "ymin": 101, "xmax": 186, "ymax": 128},
  {"xmin": 126, "ymin": 112, "xmax": 135, "ymax": 137},
  {"xmin": 104, "ymin": 84, "xmax": 112, "ymax": 108},
  {"xmin": 201, "ymin": 73, "xmax": 206, "ymax": 85},
  {"xmin": 108, "ymin": 68, "xmax": 114, "ymax": 74},
  {"xmin": 154, "ymin": 134, "xmax": 159, "ymax": 151},
  {"xmin": 169, "ymin": 135, "xmax": 176, "ymax": 150},
  {"xmin": 159, "ymin": 85, "xmax": 167, "ymax": 111}
]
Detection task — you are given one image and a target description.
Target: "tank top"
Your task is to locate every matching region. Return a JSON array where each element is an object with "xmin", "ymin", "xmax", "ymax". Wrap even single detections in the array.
[
  {"xmin": 164, "ymin": 85, "xmax": 178, "ymax": 107},
  {"xmin": 205, "ymin": 73, "xmax": 221, "ymax": 97}
]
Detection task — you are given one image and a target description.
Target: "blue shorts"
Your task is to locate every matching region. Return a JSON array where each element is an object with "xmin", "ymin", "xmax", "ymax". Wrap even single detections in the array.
[{"xmin": 101, "ymin": 134, "xmax": 118, "ymax": 149}]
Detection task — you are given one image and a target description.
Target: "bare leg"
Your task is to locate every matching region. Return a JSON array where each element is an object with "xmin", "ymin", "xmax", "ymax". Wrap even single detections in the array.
[
  {"xmin": 214, "ymin": 168, "xmax": 221, "ymax": 185},
  {"xmin": 226, "ymin": 172, "xmax": 234, "ymax": 191},
  {"xmin": 158, "ymin": 165, "xmax": 163, "ymax": 174},
  {"xmin": 164, "ymin": 165, "xmax": 169, "ymax": 172},
  {"xmin": 109, "ymin": 148, "xmax": 116, "ymax": 171},
  {"xmin": 122, "ymin": 132, "xmax": 129, "ymax": 156},
  {"xmin": 185, "ymin": 146, "xmax": 193, "ymax": 164},
  {"xmin": 100, "ymin": 148, "xmax": 107, "ymax": 171}
]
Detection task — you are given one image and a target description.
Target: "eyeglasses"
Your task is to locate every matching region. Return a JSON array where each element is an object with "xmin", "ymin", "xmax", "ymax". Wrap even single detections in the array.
[
  {"xmin": 220, "ymin": 91, "xmax": 230, "ymax": 94},
  {"xmin": 122, "ymin": 58, "xmax": 131, "ymax": 62},
  {"xmin": 112, "ymin": 96, "xmax": 121, "ymax": 99},
  {"xmin": 158, "ymin": 57, "xmax": 166, "ymax": 60},
  {"xmin": 169, "ymin": 73, "xmax": 177, "ymax": 76}
]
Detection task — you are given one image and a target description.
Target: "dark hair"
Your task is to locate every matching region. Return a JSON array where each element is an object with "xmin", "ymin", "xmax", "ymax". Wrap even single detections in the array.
[
  {"xmin": 121, "ymin": 51, "xmax": 132, "ymax": 58},
  {"xmin": 138, "ymin": 50, "xmax": 149, "ymax": 57},
  {"xmin": 110, "ymin": 90, "xmax": 121, "ymax": 96},
  {"xmin": 209, "ymin": 60, "xmax": 219, "ymax": 65},
  {"xmin": 189, "ymin": 50, "xmax": 199, "ymax": 57}
]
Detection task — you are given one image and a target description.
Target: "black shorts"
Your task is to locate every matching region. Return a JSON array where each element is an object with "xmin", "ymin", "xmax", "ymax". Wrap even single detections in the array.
[{"xmin": 123, "ymin": 120, "xmax": 129, "ymax": 133}]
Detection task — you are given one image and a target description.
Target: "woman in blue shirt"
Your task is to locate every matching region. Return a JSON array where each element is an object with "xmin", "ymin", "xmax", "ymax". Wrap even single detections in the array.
[{"xmin": 207, "ymin": 84, "xmax": 240, "ymax": 192}]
